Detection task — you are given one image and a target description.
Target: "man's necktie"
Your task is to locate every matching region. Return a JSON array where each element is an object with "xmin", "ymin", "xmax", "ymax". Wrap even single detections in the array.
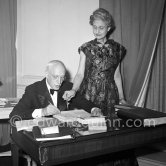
[{"xmin": 50, "ymin": 89, "xmax": 58, "ymax": 95}]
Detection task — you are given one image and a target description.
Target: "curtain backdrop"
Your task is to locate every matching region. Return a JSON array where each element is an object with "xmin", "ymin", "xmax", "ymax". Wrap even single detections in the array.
[
  {"xmin": 0, "ymin": 0, "xmax": 17, "ymax": 98},
  {"xmin": 0, "ymin": 0, "xmax": 17, "ymax": 146},
  {"xmin": 128, "ymin": 0, "xmax": 165, "ymax": 106},
  {"xmin": 100, "ymin": 0, "xmax": 166, "ymax": 112},
  {"xmin": 145, "ymin": 6, "xmax": 166, "ymax": 113}
]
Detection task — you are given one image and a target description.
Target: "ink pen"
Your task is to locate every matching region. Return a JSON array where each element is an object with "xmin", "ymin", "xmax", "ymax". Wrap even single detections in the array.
[
  {"xmin": 48, "ymin": 101, "xmax": 53, "ymax": 105},
  {"xmin": 66, "ymin": 100, "xmax": 69, "ymax": 110}
]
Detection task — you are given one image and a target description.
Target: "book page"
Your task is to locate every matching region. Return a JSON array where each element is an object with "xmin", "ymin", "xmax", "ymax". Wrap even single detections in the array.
[
  {"xmin": 53, "ymin": 109, "xmax": 91, "ymax": 122},
  {"xmin": 61, "ymin": 109, "xmax": 91, "ymax": 118}
]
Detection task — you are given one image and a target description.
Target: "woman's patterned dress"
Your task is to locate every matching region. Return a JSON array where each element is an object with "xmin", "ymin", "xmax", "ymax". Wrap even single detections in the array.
[{"xmin": 78, "ymin": 39, "xmax": 126, "ymax": 116}]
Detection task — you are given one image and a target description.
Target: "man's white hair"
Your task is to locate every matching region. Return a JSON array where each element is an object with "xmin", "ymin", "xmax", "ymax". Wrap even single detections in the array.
[{"xmin": 45, "ymin": 60, "xmax": 66, "ymax": 74}]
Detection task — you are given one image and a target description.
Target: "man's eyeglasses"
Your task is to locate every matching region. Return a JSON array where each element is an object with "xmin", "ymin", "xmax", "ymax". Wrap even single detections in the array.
[{"xmin": 50, "ymin": 74, "xmax": 66, "ymax": 82}]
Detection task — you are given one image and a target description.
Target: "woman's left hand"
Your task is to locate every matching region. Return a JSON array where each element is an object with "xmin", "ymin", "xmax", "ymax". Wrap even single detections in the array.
[
  {"xmin": 119, "ymin": 99, "xmax": 128, "ymax": 105},
  {"xmin": 91, "ymin": 107, "xmax": 103, "ymax": 117},
  {"xmin": 62, "ymin": 89, "xmax": 76, "ymax": 101}
]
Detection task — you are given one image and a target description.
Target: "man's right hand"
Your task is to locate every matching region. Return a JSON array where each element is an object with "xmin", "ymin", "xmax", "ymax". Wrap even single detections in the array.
[{"xmin": 42, "ymin": 104, "xmax": 60, "ymax": 116}]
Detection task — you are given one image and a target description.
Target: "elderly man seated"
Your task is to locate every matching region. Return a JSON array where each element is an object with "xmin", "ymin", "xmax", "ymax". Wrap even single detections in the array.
[{"xmin": 10, "ymin": 60, "xmax": 102, "ymax": 120}]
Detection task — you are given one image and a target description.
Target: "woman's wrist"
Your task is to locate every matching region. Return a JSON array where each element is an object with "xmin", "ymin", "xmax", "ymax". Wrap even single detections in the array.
[
  {"xmin": 71, "ymin": 89, "xmax": 77, "ymax": 94},
  {"xmin": 119, "ymin": 97, "xmax": 125, "ymax": 104},
  {"xmin": 119, "ymin": 97, "xmax": 124, "ymax": 101},
  {"xmin": 119, "ymin": 97, "xmax": 128, "ymax": 105}
]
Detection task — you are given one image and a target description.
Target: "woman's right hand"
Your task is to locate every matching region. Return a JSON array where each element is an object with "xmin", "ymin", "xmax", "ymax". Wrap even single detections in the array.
[{"xmin": 62, "ymin": 89, "xmax": 76, "ymax": 101}]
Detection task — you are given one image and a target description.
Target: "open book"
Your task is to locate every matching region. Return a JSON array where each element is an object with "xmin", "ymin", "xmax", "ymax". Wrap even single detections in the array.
[
  {"xmin": 116, "ymin": 105, "xmax": 166, "ymax": 126},
  {"xmin": 53, "ymin": 109, "xmax": 91, "ymax": 122},
  {"xmin": 54, "ymin": 109, "xmax": 107, "ymax": 133}
]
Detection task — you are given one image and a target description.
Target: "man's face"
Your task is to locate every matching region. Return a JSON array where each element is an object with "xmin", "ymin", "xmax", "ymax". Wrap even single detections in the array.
[{"xmin": 47, "ymin": 66, "xmax": 66, "ymax": 90}]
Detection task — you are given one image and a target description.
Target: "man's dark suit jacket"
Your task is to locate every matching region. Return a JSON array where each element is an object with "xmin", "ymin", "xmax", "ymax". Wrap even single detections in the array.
[{"xmin": 10, "ymin": 78, "xmax": 96, "ymax": 120}]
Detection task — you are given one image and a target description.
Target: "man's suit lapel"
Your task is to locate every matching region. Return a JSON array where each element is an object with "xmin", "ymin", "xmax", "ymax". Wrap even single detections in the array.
[
  {"xmin": 57, "ymin": 89, "xmax": 67, "ymax": 111},
  {"xmin": 39, "ymin": 79, "xmax": 69, "ymax": 111},
  {"xmin": 39, "ymin": 78, "xmax": 54, "ymax": 106}
]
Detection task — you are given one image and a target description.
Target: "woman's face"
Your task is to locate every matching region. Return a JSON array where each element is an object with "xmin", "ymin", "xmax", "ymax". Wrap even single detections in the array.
[{"xmin": 92, "ymin": 19, "xmax": 110, "ymax": 42}]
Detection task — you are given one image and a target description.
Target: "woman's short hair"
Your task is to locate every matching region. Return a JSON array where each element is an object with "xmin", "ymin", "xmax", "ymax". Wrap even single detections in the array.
[{"xmin": 89, "ymin": 8, "xmax": 115, "ymax": 29}]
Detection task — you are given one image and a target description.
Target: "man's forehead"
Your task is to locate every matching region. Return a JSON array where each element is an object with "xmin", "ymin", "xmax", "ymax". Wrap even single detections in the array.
[{"xmin": 50, "ymin": 65, "xmax": 65, "ymax": 76}]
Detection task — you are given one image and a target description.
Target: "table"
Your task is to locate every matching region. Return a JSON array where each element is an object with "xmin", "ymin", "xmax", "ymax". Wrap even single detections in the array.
[
  {"xmin": 0, "ymin": 97, "xmax": 19, "ymax": 119},
  {"xmin": 0, "ymin": 106, "xmax": 13, "ymax": 120},
  {"xmin": 0, "ymin": 98, "xmax": 16, "ymax": 146},
  {"xmin": 10, "ymin": 119, "xmax": 166, "ymax": 166},
  {"xmin": 0, "ymin": 107, "xmax": 13, "ymax": 159}
]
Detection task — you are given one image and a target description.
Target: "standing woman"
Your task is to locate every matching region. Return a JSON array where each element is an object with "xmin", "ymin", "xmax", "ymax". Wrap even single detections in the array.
[
  {"xmin": 63, "ymin": 8, "xmax": 127, "ymax": 117},
  {"xmin": 63, "ymin": 8, "xmax": 138, "ymax": 166}
]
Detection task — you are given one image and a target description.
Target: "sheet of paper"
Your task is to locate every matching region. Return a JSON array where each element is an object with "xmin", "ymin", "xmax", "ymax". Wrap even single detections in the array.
[
  {"xmin": 41, "ymin": 126, "xmax": 59, "ymax": 135},
  {"xmin": 36, "ymin": 135, "xmax": 73, "ymax": 141},
  {"xmin": 15, "ymin": 118, "xmax": 53, "ymax": 131}
]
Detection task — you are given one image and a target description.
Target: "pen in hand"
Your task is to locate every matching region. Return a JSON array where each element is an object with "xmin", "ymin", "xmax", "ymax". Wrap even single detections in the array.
[
  {"xmin": 66, "ymin": 100, "xmax": 69, "ymax": 110},
  {"xmin": 47, "ymin": 101, "xmax": 61, "ymax": 115},
  {"xmin": 48, "ymin": 101, "xmax": 53, "ymax": 105}
]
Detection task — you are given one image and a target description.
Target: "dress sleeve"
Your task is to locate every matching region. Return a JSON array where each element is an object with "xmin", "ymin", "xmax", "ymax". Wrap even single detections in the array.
[
  {"xmin": 119, "ymin": 45, "xmax": 127, "ymax": 62},
  {"xmin": 78, "ymin": 45, "xmax": 82, "ymax": 54},
  {"xmin": 78, "ymin": 42, "xmax": 88, "ymax": 55}
]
